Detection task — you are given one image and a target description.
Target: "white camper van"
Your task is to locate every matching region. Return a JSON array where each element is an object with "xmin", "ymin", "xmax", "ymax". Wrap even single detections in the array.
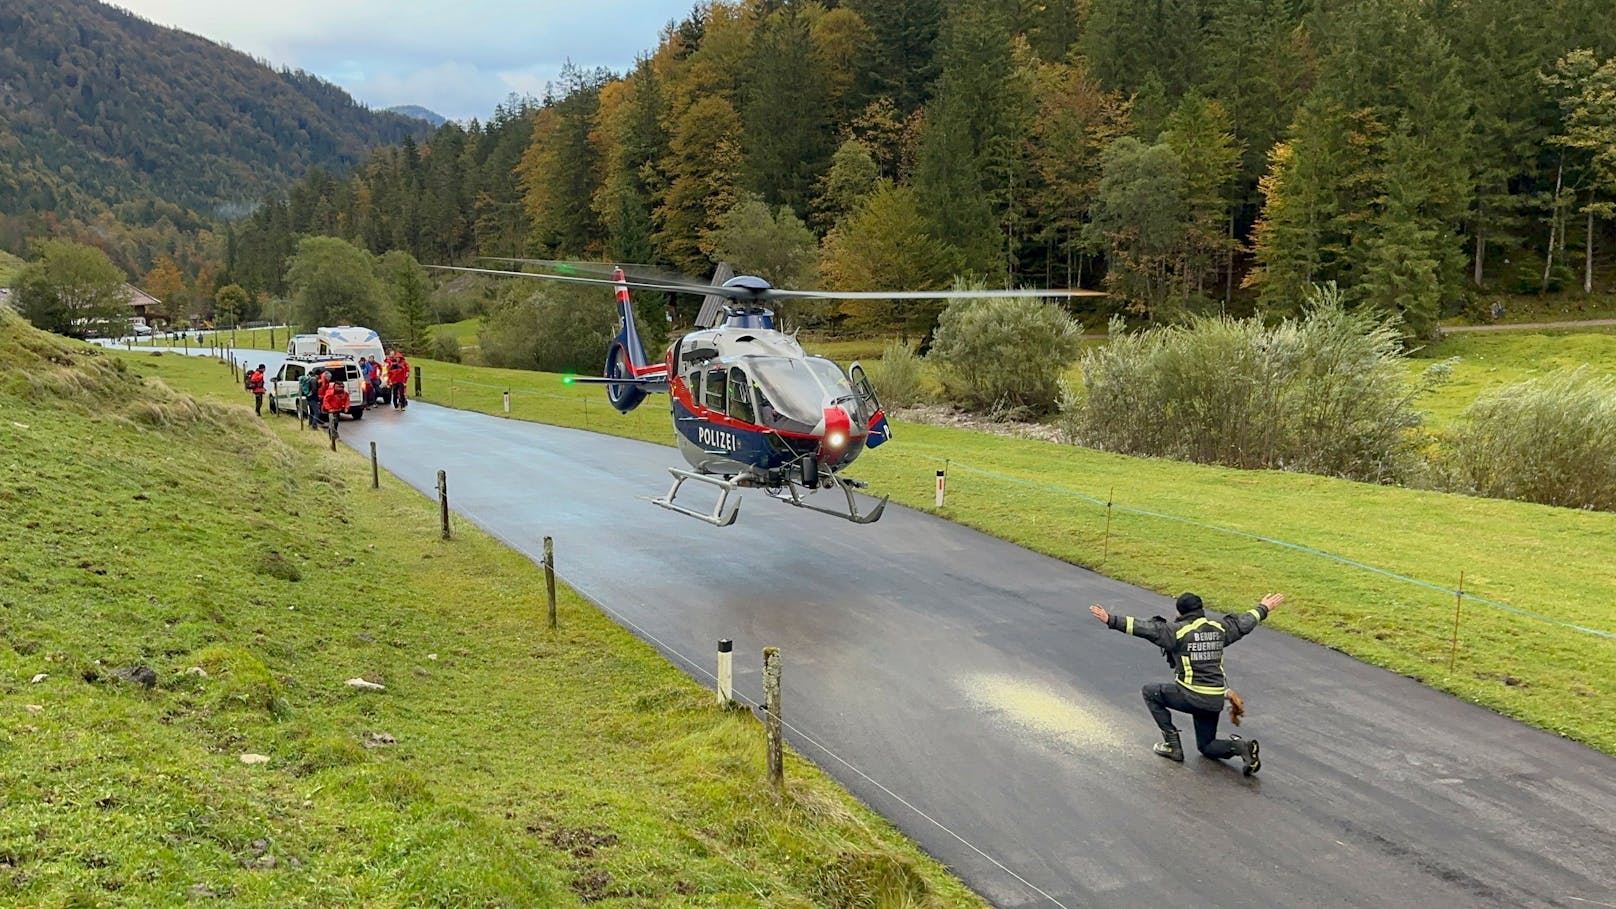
[{"xmin": 286, "ymin": 326, "xmax": 386, "ymax": 364}]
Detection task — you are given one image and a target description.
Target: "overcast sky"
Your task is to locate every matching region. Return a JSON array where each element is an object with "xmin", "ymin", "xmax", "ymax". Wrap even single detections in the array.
[{"xmin": 112, "ymin": 0, "xmax": 697, "ymax": 120}]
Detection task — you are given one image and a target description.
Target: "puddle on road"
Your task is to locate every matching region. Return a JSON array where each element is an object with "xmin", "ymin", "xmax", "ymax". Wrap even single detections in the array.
[{"xmin": 960, "ymin": 672, "xmax": 1129, "ymax": 753}]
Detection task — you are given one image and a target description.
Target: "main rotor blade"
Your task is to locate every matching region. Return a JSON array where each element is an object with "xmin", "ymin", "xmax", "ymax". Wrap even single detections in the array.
[
  {"xmin": 428, "ymin": 264, "xmax": 726, "ymax": 297},
  {"xmin": 432, "ymin": 264, "xmax": 1107, "ymax": 301},
  {"xmin": 762, "ymin": 287, "xmax": 1107, "ymax": 300}
]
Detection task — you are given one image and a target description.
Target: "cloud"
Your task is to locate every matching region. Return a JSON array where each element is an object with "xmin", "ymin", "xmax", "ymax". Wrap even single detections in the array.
[{"xmin": 112, "ymin": 0, "xmax": 695, "ymax": 119}]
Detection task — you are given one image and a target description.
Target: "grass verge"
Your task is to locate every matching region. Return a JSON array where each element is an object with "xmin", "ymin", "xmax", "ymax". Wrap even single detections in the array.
[
  {"xmin": 5, "ymin": 313, "xmax": 987, "ymax": 907},
  {"xmin": 186, "ymin": 350, "xmax": 1616, "ymax": 757}
]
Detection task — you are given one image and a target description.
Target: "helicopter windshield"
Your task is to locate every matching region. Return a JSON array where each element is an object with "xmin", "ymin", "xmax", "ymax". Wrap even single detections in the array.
[{"xmin": 746, "ymin": 356, "xmax": 857, "ymax": 425}]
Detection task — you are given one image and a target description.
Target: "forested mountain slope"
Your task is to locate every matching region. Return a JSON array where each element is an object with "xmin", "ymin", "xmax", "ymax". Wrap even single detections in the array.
[{"xmin": 0, "ymin": 0, "xmax": 428, "ymax": 223}]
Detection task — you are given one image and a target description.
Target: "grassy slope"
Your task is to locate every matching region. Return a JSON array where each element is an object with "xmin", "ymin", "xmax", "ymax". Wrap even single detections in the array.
[
  {"xmin": 0, "ymin": 250, "xmax": 23, "ymax": 287},
  {"xmin": 1, "ymin": 315, "xmax": 986, "ymax": 908},
  {"xmin": 336, "ymin": 354, "xmax": 1616, "ymax": 755},
  {"xmin": 1410, "ymin": 328, "xmax": 1616, "ymax": 427}
]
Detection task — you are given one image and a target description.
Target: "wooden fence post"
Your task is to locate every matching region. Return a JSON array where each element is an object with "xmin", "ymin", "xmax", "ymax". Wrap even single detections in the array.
[
  {"xmin": 370, "ymin": 441, "xmax": 379, "ymax": 489},
  {"xmin": 414, "ymin": 365, "xmax": 422, "ymax": 400},
  {"xmin": 544, "ymin": 536, "xmax": 557, "ymax": 630},
  {"xmin": 438, "ymin": 470, "xmax": 450, "ymax": 540},
  {"xmin": 763, "ymin": 646, "xmax": 782, "ymax": 792}
]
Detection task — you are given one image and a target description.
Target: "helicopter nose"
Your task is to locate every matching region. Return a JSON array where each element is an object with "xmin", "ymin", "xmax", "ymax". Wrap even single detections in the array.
[{"xmin": 819, "ymin": 404, "xmax": 853, "ymax": 459}]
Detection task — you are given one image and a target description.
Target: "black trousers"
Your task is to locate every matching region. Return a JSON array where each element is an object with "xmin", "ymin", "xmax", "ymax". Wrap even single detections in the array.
[
  {"xmin": 253, "ymin": 392, "xmax": 263, "ymax": 415},
  {"xmin": 1143, "ymin": 682, "xmax": 1238, "ymax": 759}
]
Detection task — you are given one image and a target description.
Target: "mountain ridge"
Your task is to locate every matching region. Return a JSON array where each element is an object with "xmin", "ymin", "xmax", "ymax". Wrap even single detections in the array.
[{"xmin": 0, "ymin": 0, "xmax": 431, "ymax": 223}]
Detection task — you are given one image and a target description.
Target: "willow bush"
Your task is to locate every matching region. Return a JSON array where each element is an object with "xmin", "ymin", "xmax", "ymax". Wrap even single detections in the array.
[
  {"xmin": 1063, "ymin": 285, "xmax": 1445, "ymax": 482},
  {"xmin": 929, "ymin": 294, "xmax": 1083, "ymax": 417},
  {"xmin": 1449, "ymin": 369, "xmax": 1616, "ymax": 511},
  {"xmin": 862, "ymin": 340, "xmax": 929, "ymax": 408}
]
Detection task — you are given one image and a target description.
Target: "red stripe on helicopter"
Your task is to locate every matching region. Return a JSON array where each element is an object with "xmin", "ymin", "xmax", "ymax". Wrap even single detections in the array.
[{"xmin": 669, "ymin": 379, "xmax": 867, "ymax": 440}]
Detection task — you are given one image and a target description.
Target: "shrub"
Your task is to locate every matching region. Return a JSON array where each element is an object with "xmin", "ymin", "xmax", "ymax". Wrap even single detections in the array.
[
  {"xmin": 1067, "ymin": 284, "xmax": 1439, "ymax": 482},
  {"xmin": 862, "ymin": 340, "xmax": 928, "ymax": 407},
  {"xmin": 928, "ymin": 293, "xmax": 1082, "ymax": 417},
  {"xmin": 477, "ymin": 284, "xmax": 617, "ymax": 373},
  {"xmin": 432, "ymin": 332, "xmax": 462, "ymax": 363},
  {"xmin": 1449, "ymin": 368, "xmax": 1616, "ymax": 511}
]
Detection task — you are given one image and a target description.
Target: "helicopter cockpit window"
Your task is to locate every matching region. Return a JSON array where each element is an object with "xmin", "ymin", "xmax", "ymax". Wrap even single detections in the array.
[
  {"xmin": 747, "ymin": 356, "xmax": 857, "ymax": 425},
  {"xmin": 704, "ymin": 366, "xmax": 727, "ymax": 411},
  {"xmin": 727, "ymin": 367, "xmax": 754, "ymax": 423}
]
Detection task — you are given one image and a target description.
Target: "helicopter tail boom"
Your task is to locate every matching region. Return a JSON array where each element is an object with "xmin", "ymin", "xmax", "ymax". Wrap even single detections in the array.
[{"xmin": 604, "ymin": 267, "xmax": 668, "ymax": 413}]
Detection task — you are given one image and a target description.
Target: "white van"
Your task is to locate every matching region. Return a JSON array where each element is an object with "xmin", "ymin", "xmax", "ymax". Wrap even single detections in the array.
[
  {"xmin": 286, "ymin": 326, "xmax": 386, "ymax": 364},
  {"xmin": 267, "ymin": 354, "xmax": 366, "ymax": 421}
]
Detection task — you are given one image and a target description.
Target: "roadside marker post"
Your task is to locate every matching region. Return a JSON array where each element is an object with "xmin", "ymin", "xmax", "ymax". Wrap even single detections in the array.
[
  {"xmin": 503, "ymin": 390, "xmax": 511, "ymax": 414},
  {"xmin": 438, "ymin": 470, "xmax": 450, "ymax": 540},
  {"xmin": 1449, "ymin": 572, "xmax": 1465, "ymax": 672},
  {"xmin": 717, "ymin": 639, "xmax": 733, "ymax": 705},
  {"xmin": 935, "ymin": 466, "xmax": 946, "ymax": 508},
  {"xmin": 1102, "ymin": 486, "xmax": 1115, "ymax": 564},
  {"xmin": 543, "ymin": 536, "xmax": 557, "ymax": 630},
  {"xmin": 764, "ymin": 647, "xmax": 783, "ymax": 792}
]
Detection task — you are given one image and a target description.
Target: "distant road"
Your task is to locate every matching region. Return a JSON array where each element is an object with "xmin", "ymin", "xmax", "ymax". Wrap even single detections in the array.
[{"xmin": 1442, "ymin": 318, "xmax": 1616, "ymax": 333}]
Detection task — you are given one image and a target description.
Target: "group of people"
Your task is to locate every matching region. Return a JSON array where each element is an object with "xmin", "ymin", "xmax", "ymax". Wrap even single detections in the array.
[
  {"xmin": 360, "ymin": 351, "xmax": 412, "ymax": 411},
  {"xmin": 241, "ymin": 349, "xmax": 412, "ymax": 428}
]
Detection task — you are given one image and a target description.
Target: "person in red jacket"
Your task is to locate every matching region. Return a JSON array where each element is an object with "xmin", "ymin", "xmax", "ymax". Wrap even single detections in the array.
[
  {"xmin": 385, "ymin": 352, "xmax": 410, "ymax": 410},
  {"xmin": 246, "ymin": 364, "xmax": 267, "ymax": 416},
  {"xmin": 321, "ymin": 375, "xmax": 351, "ymax": 426}
]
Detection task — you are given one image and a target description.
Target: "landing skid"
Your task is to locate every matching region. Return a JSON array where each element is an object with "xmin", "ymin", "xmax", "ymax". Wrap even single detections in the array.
[
  {"xmin": 653, "ymin": 468, "xmax": 742, "ymax": 527},
  {"xmin": 768, "ymin": 471, "xmax": 888, "ymax": 525},
  {"xmin": 651, "ymin": 466, "xmax": 888, "ymax": 527}
]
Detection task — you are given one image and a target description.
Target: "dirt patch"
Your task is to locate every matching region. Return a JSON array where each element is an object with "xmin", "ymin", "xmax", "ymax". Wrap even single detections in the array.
[
  {"xmin": 549, "ymin": 827, "xmax": 618, "ymax": 858},
  {"xmin": 894, "ymin": 404, "xmax": 1066, "ymax": 443}
]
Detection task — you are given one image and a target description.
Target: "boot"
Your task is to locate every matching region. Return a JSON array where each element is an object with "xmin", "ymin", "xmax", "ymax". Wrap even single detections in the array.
[
  {"xmin": 1153, "ymin": 729, "xmax": 1184, "ymax": 762},
  {"xmin": 1230, "ymin": 734, "xmax": 1261, "ymax": 776}
]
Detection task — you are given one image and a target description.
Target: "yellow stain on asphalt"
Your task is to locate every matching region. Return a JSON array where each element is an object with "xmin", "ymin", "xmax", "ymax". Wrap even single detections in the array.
[{"xmin": 961, "ymin": 673, "xmax": 1129, "ymax": 752}]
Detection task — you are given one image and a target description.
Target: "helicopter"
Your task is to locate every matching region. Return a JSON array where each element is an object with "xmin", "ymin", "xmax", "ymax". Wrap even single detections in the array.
[{"xmin": 433, "ymin": 258, "xmax": 1101, "ymax": 527}]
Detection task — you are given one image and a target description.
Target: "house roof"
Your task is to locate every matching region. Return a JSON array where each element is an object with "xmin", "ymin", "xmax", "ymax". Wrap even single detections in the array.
[{"xmin": 125, "ymin": 284, "xmax": 160, "ymax": 310}]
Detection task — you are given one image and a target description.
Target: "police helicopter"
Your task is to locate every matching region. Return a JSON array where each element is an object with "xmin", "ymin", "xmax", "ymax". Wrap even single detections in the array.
[{"xmin": 432, "ymin": 258, "xmax": 1100, "ymax": 527}]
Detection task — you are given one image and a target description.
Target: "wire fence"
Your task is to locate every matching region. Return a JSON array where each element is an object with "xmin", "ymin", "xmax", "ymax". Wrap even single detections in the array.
[{"xmin": 931, "ymin": 458, "xmax": 1615, "ymax": 643}]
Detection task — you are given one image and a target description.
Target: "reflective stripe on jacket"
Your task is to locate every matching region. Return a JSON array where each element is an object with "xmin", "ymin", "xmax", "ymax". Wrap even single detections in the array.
[{"xmin": 1107, "ymin": 604, "xmax": 1270, "ymax": 708}]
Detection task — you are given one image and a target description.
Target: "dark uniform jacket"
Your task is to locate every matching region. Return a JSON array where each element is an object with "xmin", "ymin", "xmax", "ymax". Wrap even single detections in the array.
[{"xmin": 1106, "ymin": 604, "xmax": 1271, "ymax": 710}]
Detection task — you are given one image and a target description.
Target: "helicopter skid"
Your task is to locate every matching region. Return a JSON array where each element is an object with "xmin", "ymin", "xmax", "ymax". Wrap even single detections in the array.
[
  {"xmin": 769, "ymin": 470, "xmax": 888, "ymax": 525},
  {"xmin": 653, "ymin": 468, "xmax": 742, "ymax": 527}
]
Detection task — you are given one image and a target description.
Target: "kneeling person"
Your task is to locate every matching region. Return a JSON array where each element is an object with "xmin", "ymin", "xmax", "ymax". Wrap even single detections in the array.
[{"xmin": 1088, "ymin": 591, "xmax": 1283, "ymax": 775}]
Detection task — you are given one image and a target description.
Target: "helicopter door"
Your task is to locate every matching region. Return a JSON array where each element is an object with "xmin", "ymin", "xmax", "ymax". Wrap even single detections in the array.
[
  {"xmin": 727, "ymin": 367, "xmax": 754, "ymax": 423},
  {"xmin": 848, "ymin": 362, "xmax": 892, "ymax": 447}
]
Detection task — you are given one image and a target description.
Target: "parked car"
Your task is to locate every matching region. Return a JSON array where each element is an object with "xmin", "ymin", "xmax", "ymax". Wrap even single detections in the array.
[{"xmin": 267, "ymin": 355, "xmax": 366, "ymax": 420}]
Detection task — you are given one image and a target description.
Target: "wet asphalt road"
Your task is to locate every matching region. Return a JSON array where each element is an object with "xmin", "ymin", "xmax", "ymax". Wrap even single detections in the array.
[{"xmin": 199, "ymin": 348, "xmax": 1616, "ymax": 907}]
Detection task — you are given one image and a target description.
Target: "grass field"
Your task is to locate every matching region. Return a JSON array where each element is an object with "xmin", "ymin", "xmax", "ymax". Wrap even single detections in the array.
[
  {"xmin": 288, "ymin": 351, "xmax": 1616, "ymax": 756},
  {"xmin": 1410, "ymin": 328, "xmax": 1616, "ymax": 427},
  {"xmin": 2, "ymin": 313, "xmax": 989, "ymax": 907}
]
